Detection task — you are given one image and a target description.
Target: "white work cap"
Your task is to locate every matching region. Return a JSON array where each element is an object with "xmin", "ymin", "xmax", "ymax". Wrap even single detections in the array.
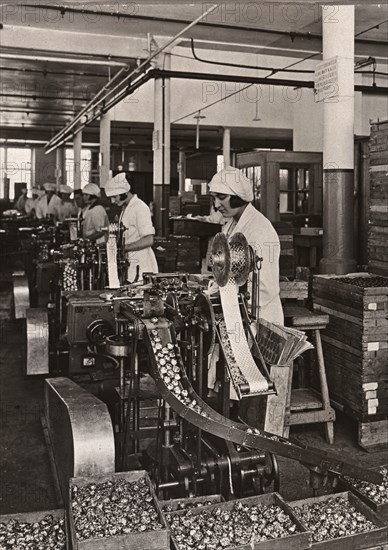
[
  {"xmin": 82, "ymin": 183, "xmax": 101, "ymax": 197},
  {"xmin": 31, "ymin": 187, "xmax": 44, "ymax": 197},
  {"xmin": 43, "ymin": 182, "xmax": 57, "ymax": 192},
  {"xmin": 104, "ymin": 172, "xmax": 131, "ymax": 197},
  {"xmin": 209, "ymin": 166, "xmax": 253, "ymax": 203},
  {"xmin": 59, "ymin": 184, "xmax": 73, "ymax": 195}
]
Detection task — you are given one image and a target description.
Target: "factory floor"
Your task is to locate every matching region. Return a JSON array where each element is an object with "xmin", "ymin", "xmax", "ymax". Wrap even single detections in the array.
[{"xmin": 1, "ymin": 316, "xmax": 387, "ymax": 516}]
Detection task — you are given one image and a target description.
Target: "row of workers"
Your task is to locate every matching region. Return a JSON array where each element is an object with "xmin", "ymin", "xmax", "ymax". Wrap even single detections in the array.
[{"xmin": 15, "ymin": 167, "xmax": 283, "ymax": 323}]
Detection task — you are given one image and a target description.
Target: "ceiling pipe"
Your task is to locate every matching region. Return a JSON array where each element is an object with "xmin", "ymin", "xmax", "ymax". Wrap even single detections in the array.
[
  {"xmin": 45, "ymin": 3, "xmax": 218, "ymax": 153},
  {"xmin": 44, "ymin": 70, "xmax": 153, "ymax": 154},
  {"xmin": 19, "ymin": 4, "xmax": 386, "ymax": 48},
  {"xmin": 0, "ymin": 51, "xmax": 129, "ymax": 67}
]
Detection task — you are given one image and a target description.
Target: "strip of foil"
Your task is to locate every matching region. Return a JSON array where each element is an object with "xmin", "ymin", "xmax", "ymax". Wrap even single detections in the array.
[
  {"xmin": 106, "ymin": 234, "xmax": 120, "ymax": 288},
  {"xmin": 219, "ymin": 279, "xmax": 268, "ymax": 396}
]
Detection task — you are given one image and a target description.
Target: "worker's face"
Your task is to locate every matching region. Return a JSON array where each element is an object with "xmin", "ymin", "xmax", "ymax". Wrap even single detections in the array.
[
  {"xmin": 74, "ymin": 194, "xmax": 84, "ymax": 208},
  {"xmin": 110, "ymin": 194, "xmax": 127, "ymax": 206},
  {"xmin": 211, "ymin": 193, "xmax": 239, "ymax": 218},
  {"xmin": 83, "ymin": 193, "xmax": 94, "ymax": 205}
]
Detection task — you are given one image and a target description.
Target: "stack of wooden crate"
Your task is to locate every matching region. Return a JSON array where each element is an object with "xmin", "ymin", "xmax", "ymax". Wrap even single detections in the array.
[
  {"xmin": 173, "ymin": 235, "xmax": 202, "ymax": 273},
  {"xmin": 313, "ymin": 273, "xmax": 388, "ymax": 450},
  {"xmin": 368, "ymin": 120, "xmax": 388, "ymax": 276},
  {"xmin": 273, "ymin": 222, "xmax": 295, "ymax": 279},
  {"xmin": 153, "ymin": 237, "xmax": 178, "ymax": 273}
]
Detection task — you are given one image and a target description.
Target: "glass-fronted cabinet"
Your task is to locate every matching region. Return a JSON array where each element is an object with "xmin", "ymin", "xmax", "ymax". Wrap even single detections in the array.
[{"xmin": 237, "ymin": 151, "xmax": 323, "ymax": 223}]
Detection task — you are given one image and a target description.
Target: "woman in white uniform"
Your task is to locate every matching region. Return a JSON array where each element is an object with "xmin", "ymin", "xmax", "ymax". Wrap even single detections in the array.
[
  {"xmin": 57, "ymin": 184, "xmax": 78, "ymax": 222},
  {"xmin": 81, "ymin": 183, "xmax": 109, "ymax": 245},
  {"xmin": 104, "ymin": 173, "xmax": 158, "ymax": 282},
  {"xmin": 35, "ymin": 182, "xmax": 62, "ymax": 221},
  {"xmin": 209, "ymin": 166, "xmax": 283, "ymax": 325}
]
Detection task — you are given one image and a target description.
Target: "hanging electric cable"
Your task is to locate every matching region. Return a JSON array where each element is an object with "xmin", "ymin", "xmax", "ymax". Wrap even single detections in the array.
[
  {"xmin": 172, "ymin": 16, "xmax": 388, "ymax": 125},
  {"xmin": 190, "ymin": 38, "xmax": 315, "ymax": 74}
]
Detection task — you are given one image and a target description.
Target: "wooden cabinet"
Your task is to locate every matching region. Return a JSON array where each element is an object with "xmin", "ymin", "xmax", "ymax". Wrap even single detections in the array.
[{"xmin": 236, "ymin": 151, "xmax": 323, "ymax": 222}]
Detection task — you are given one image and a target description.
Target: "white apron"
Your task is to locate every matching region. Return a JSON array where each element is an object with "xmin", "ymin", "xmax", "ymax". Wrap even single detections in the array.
[{"xmin": 119, "ymin": 195, "xmax": 158, "ymax": 282}]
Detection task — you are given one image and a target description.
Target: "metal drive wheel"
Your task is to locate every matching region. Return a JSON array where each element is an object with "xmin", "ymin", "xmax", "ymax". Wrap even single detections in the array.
[
  {"xmin": 211, "ymin": 233, "xmax": 231, "ymax": 287},
  {"xmin": 229, "ymin": 232, "xmax": 251, "ymax": 286}
]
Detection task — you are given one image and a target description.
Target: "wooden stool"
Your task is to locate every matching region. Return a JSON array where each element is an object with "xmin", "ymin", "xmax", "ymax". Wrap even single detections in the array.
[{"xmin": 283, "ymin": 305, "xmax": 335, "ymax": 444}]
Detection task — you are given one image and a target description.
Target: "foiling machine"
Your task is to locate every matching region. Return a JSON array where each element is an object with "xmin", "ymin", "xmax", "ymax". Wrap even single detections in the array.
[{"xmin": 46, "ymin": 232, "xmax": 383, "ymax": 500}]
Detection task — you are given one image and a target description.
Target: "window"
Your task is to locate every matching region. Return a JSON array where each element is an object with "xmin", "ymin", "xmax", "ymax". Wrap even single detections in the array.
[
  {"xmin": 0, "ymin": 147, "xmax": 32, "ymax": 200},
  {"xmin": 65, "ymin": 148, "xmax": 92, "ymax": 188},
  {"xmin": 279, "ymin": 166, "xmax": 311, "ymax": 215},
  {"xmin": 242, "ymin": 166, "xmax": 261, "ymax": 203}
]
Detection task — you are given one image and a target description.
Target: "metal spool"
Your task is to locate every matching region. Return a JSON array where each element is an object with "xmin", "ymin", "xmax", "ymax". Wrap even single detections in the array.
[
  {"xmin": 105, "ymin": 335, "xmax": 130, "ymax": 357},
  {"xmin": 211, "ymin": 232, "xmax": 251, "ymax": 287},
  {"xmin": 211, "ymin": 233, "xmax": 230, "ymax": 287},
  {"xmin": 229, "ymin": 233, "xmax": 251, "ymax": 286}
]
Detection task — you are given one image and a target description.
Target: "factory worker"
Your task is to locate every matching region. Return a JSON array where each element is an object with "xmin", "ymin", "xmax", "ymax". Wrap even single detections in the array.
[
  {"xmin": 25, "ymin": 187, "xmax": 44, "ymax": 217},
  {"xmin": 73, "ymin": 189, "xmax": 85, "ymax": 233},
  {"xmin": 14, "ymin": 188, "xmax": 28, "ymax": 213},
  {"xmin": 57, "ymin": 184, "xmax": 78, "ymax": 222},
  {"xmin": 209, "ymin": 166, "xmax": 283, "ymax": 325},
  {"xmin": 82, "ymin": 183, "xmax": 109, "ymax": 244},
  {"xmin": 104, "ymin": 172, "xmax": 158, "ymax": 282},
  {"xmin": 35, "ymin": 182, "xmax": 62, "ymax": 221}
]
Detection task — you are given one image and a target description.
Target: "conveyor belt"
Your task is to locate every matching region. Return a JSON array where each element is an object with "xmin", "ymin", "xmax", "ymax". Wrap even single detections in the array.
[{"xmin": 143, "ymin": 317, "xmax": 382, "ymax": 486}]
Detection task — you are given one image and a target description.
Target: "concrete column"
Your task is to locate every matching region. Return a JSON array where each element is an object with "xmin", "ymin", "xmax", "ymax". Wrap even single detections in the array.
[
  {"xmin": 223, "ymin": 128, "xmax": 231, "ymax": 167},
  {"xmin": 55, "ymin": 148, "xmax": 63, "ymax": 189},
  {"xmin": 73, "ymin": 131, "xmax": 82, "ymax": 190},
  {"xmin": 178, "ymin": 148, "xmax": 186, "ymax": 195},
  {"xmin": 153, "ymin": 52, "xmax": 171, "ymax": 236},
  {"xmin": 319, "ymin": 5, "xmax": 357, "ymax": 274},
  {"xmin": 99, "ymin": 112, "xmax": 111, "ymax": 188}
]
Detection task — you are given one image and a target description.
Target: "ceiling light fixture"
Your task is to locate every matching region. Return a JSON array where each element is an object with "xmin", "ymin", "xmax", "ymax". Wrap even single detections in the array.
[
  {"xmin": 193, "ymin": 111, "xmax": 206, "ymax": 149},
  {"xmin": 252, "ymin": 87, "xmax": 261, "ymax": 121}
]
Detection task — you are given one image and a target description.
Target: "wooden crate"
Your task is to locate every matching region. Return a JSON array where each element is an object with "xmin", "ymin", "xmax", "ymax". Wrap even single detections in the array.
[
  {"xmin": 339, "ymin": 466, "xmax": 388, "ymax": 523},
  {"xmin": 69, "ymin": 470, "xmax": 169, "ymax": 550},
  {"xmin": 359, "ymin": 419, "xmax": 388, "ymax": 452},
  {"xmin": 368, "ymin": 121, "xmax": 388, "ymax": 276},
  {"xmin": 0, "ymin": 508, "xmax": 68, "ymax": 550},
  {"xmin": 312, "ymin": 273, "xmax": 388, "ymax": 424},
  {"xmin": 289, "ymin": 491, "xmax": 388, "ymax": 550},
  {"xmin": 167, "ymin": 493, "xmax": 311, "ymax": 550},
  {"xmin": 160, "ymin": 494, "xmax": 224, "ymax": 511}
]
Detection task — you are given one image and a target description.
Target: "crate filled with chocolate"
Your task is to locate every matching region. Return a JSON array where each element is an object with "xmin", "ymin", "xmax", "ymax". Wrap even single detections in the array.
[
  {"xmin": 289, "ymin": 491, "xmax": 388, "ymax": 549},
  {"xmin": 163, "ymin": 492, "xmax": 310, "ymax": 550},
  {"xmin": 0, "ymin": 508, "xmax": 67, "ymax": 550},
  {"xmin": 160, "ymin": 494, "xmax": 224, "ymax": 513},
  {"xmin": 68, "ymin": 470, "xmax": 169, "ymax": 550},
  {"xmin": 340, "ymin": 466, "xmax": 388, "ymax": 523}
]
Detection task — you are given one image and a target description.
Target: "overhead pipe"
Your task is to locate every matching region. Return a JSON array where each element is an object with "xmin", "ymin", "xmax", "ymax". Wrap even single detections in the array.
[
  {"xmin": 45, "ymin": 4, "xmax": 218, "ymax": 153},
  {"xmin": 44, "ymin": 65, "xmax": 130, "ymax": 151},
  {"xmin": 44, "ymin": 70, "xmax": 154, "ymax": 154},
  {"xmin": 0, "ymin": 51, "xmax": 129, "ymax": 67},
  {"xmin": 20, "ymin": 3, "xmax": 386, "ymax": 48}
]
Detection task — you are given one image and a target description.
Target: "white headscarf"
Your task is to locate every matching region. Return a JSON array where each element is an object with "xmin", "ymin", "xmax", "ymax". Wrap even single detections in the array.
[
  {"xmin": 208, "ymin": 166, "xmax": 253, "ymax": 202},
  {"xmin": 104, "ymin": 173, "xmax": 131, "ymax": 197}
]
